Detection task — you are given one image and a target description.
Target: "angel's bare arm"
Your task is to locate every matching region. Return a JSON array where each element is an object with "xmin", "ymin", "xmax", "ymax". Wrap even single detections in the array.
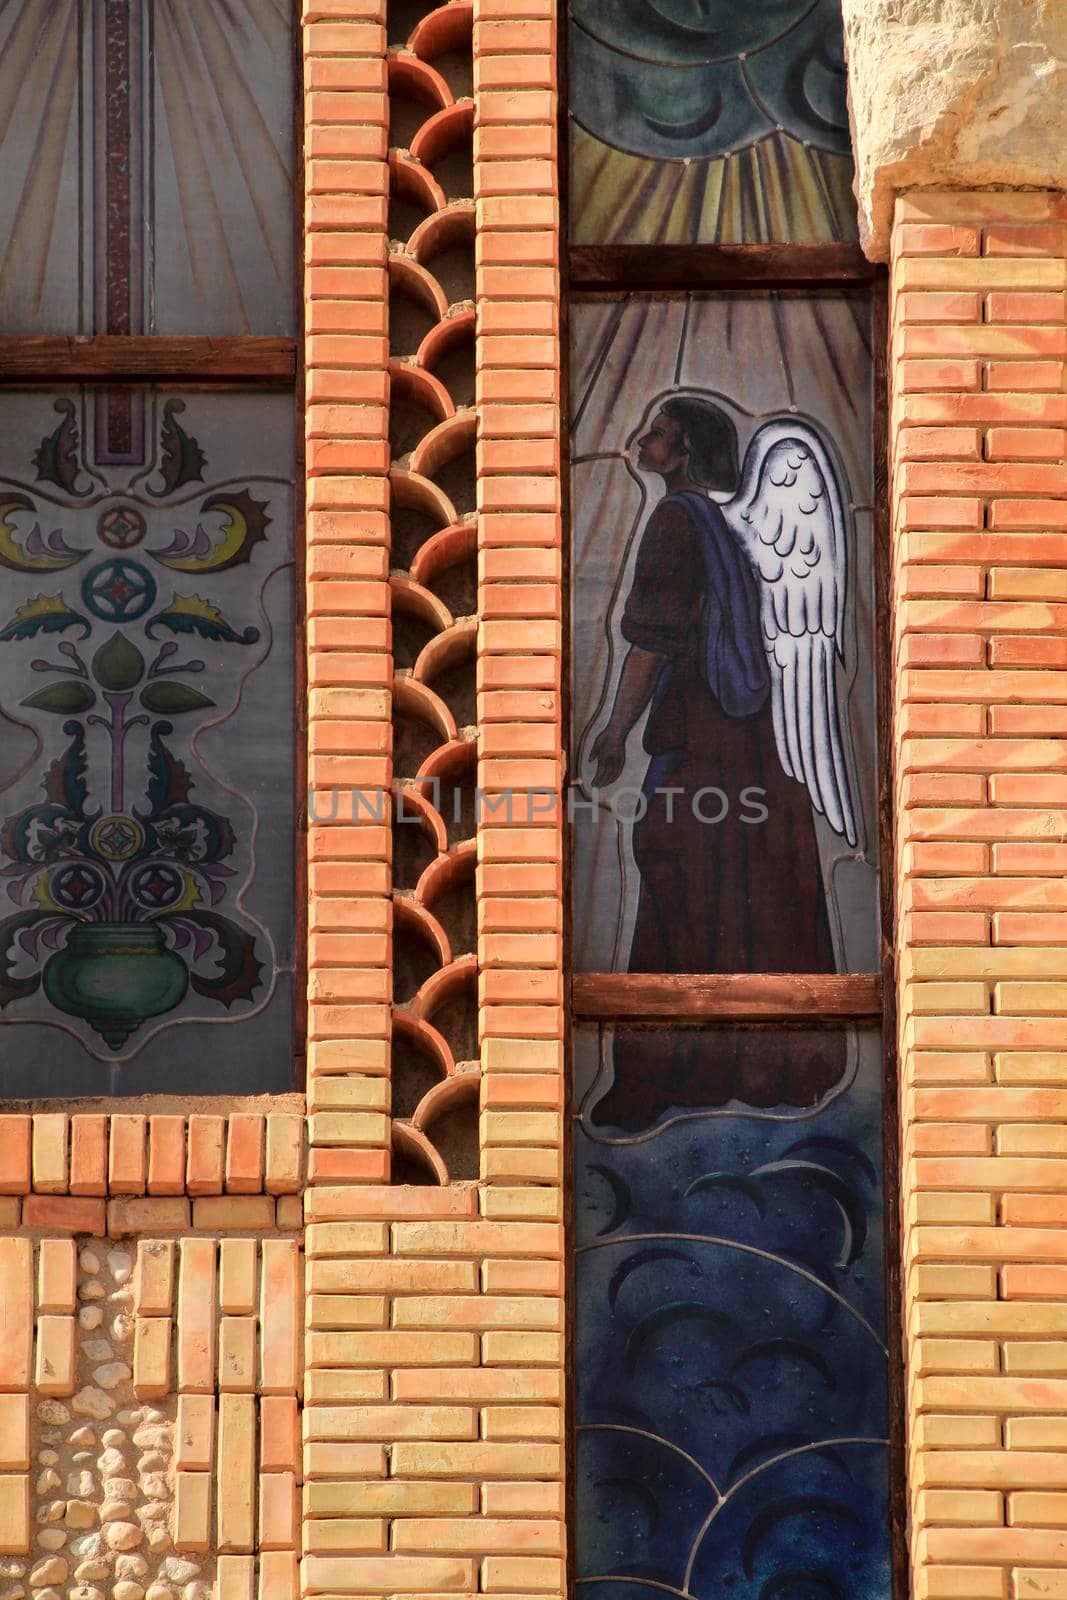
[{"xmin": 589, "ymin": 644, "xmax": 663, "ymax": 786}]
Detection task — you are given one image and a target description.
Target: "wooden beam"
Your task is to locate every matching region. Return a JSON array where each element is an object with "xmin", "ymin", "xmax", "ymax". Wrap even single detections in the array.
[
  {"xmin": 0, "ymin": 336, "xmax": 296, "ymax": 383},
  {"xmin": 568, "ymin": 243, "xmax": 878, "ymax": 292},
  {"xmin": 570, "ymin": 972, "xmax": 883, "ymax": 1021}
]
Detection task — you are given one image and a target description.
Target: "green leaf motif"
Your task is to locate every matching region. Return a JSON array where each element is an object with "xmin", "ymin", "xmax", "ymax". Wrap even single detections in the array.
[
  {"xmin": 21, "ymin": 682, "xmax": 96, "ymax": 715},
  {"xmin": 150, "ymin": 399, "xmax": 207, "ymax": 497},
  {"xmin": 32, "ymin": 399, "xmax": 88, "ymax": 496},
  {"xmin": 0, "ymin": 911, "xmax": 50, "ymax": 1006},
  {"xmin": 144, "ymin": 724, "xmax": 192, "ymax": 814},
  {"xmin": 0, "ymin": 594, "xmax": 90, "ymax": 642},
  {"xmin": 140, "ymin": 682, "xmax": 216, "ymax": 715},
  {"xmin": 43, "ymin": 723, "xmax": 90, "ymax": 813},
  {"xmin": 92, "ymin": 632, "xmax": 145, "ymax": 690},
  {"xmin": 146, "ymin": 592, "xmax": 259, "ymax": 645}
]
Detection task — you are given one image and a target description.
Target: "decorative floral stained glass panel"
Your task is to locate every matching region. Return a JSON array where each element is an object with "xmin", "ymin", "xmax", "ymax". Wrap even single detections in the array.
[
  {"xmin": 0, "ymin": 389, "xmax": 295, "ymax": 1095},
  {"xmin": 0, "ymin": 0, "xmax": 294, "ymax": 335},
  {"xmin": 568, "ymin": 0, "xmax": 858, "ymax": 244}
]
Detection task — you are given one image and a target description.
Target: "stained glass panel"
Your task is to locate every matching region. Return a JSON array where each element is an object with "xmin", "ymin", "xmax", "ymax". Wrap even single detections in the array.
[
  {"xmin": 570, "ymin": 291, "xmax": 878, "ymax": 975},
  {"xmin": 573, "ymin": 1022, "xmax": 891, "ymax": 1599},
  {"xmin": 0, "ymin": 0, "xmax": 294, "ymax": 335},
  {"xmin": 569, "ymin": 0, "xmax": 858, "ymax": 245},
  {"xmin": 0, "ymin": 389, "xmax": 295, "ymax": 1095}
]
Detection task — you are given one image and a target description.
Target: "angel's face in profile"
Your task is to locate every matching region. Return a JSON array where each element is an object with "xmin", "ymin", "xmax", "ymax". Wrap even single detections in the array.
[{"xmin": 636, "ymin": 412, "xmax": 688, "ymax": 480}]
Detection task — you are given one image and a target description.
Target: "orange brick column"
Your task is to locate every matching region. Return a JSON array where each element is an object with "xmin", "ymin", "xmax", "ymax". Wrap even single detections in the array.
[
  {"xmin": 297, "ymin": 1, "xmax": 568, "ymax": 1596},
  {"xmin": 301, "ymin": 2, "xmax": 395, "ymax": 1589},
  {"xmin": 892, "ymin": 189, "xmax": 1067, "ymax": 1600},
  {"xmin": 473, "ymin": 0, "xmax": 566, "ymax": 1595},
  {"xmin": 300, "ymin": 6, "xmax": 409, "ymax": 1593},
  {"xmin": 303, "ymin": 0, "xmax": 393, "ymax": 1183}
]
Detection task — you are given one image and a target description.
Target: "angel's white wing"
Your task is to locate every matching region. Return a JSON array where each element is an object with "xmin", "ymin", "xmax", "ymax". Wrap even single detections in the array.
[{"xmin": 721, "ymin": 419, "xmax": 859, "ymax": 847}]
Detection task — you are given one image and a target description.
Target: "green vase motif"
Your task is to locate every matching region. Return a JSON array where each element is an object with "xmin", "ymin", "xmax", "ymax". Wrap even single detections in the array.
[{"xmin": 43, "ymin": 923, "xmax": 188, "ymax": 1051}]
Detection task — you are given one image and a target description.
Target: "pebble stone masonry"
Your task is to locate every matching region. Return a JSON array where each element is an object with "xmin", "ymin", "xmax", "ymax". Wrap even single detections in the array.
[{"xmin": 1, "ymin": 5, "xmax": 1067, "ymax": 1600}]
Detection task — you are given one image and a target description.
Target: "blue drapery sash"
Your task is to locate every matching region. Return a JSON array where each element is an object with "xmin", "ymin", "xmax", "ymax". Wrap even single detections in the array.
[{"xmin": 665, "ymin": 489, "xmax": 770, "ymax": 719}]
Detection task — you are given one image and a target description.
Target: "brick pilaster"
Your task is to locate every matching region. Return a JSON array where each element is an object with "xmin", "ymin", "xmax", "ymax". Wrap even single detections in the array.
[
  {"xmin": 472, "ymin": 0, "xmax": 567, "ymax": 1590},
  {"xmin": 892, "ymin": 189, "xmax": 1067, "ymax": 1600},
  {"xmin": 301, "ymin": 3, "xmax": 393, "ymax": 1587},
  {"xmin": 303, "ymin": 0, "xmax": 393, "ymax": 1186}
]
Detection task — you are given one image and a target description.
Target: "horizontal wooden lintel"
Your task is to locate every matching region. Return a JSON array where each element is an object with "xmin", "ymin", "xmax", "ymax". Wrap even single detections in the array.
[
  {"xmin": 0, "ymin": 335, "xmax": 296, "ymax": 382},
  {"xmin": 569, "ymin": 243, "xmax": 879, "ymax": 292},
  {"xmin": 571, "ymin": 972, "xmax": 883, "ymax": 1022}
]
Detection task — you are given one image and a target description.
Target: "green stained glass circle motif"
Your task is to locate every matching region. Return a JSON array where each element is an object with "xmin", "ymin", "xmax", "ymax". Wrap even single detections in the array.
[{"xmin": 82, "ymin": 559, "xmax": 157, "ymax": 624}]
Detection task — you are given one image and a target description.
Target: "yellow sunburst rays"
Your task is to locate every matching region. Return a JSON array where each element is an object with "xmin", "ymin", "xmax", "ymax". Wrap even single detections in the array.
[
  {"xmin": 154, "ymin": 0, "xmax": 290, "ymax": 330},
  {"xmin": 229, "ymin": 0, "xmax": 288, "ymax": 52},
  {"xmin": 752, "ymin": 137, "xmax": 783, "ymax": 241},
  {"xmin": 813, "ymin": 144, "xmax": 857, "ymax": 237},
  {"xmin": 153, "ymin": 4, "xmax": 248, "ymax": 327},
  {"xmin": 570, "ymin": 125, "xmax": 857, "ymax": 247},
  {"xmin": 162, "ymin": 0, "xmax": 291, "ymax": 285},
  {"xmin": 0, "ymin": 0, "xmax": 80, "ymax": 316}
]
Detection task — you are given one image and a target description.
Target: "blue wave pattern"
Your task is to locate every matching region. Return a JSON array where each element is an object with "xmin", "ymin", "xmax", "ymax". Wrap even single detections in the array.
[{"xmin": 574, "ymin": 1028, "xmax": 891, "ymax": 1600}]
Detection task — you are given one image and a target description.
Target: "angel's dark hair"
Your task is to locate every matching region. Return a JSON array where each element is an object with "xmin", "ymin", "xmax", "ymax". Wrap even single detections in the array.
[{"xmin": 660, "ymin": 396, "xmax": 739, "ymax": 493}]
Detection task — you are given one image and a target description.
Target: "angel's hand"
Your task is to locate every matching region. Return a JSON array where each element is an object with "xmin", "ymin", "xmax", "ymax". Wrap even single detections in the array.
[{"xmin": 590, "ymin": 726, "xmax": 626, "ymax": 787}]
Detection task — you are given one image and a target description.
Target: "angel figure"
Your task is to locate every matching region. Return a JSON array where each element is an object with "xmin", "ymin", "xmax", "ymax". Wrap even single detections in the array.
[{"xmin": 588, "ymin": 395, "xmax": 859, "ymax": 1122}]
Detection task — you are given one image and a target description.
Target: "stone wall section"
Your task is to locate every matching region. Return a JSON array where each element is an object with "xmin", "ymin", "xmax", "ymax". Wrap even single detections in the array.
[
  {"xmin": 841, "ymin": 0, "xmax": 1067, "ymax": 260},
  {"xmin": 892, "ymin": 188, "xmax": 1067, "ymax": 1600},
  {"xmin": 27, "ymin": 1241, "xmax": 184, "ymax": 1600},
  {"xmin": 0, "ymin": 1228, "xmax": 302, "ymax": 1600}
]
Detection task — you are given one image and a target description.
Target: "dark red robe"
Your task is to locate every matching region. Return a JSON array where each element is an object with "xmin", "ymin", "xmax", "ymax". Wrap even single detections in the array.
[{"xmin": 593, "ymin": 492, "xmax": 846, "ymax": 1128}]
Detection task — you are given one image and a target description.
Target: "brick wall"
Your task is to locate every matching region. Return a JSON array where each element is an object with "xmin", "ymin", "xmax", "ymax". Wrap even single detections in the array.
[
  {"xmin": 4, "ymin": 14, "xmax": 1067, "ymax": 1600},
  {"xmin": 893, "ymin": 190, "xmax": 1067, "ymax": 1600},
  {"xmin": 303, "ymin": 0, "xmax": 393, "ymax": 1185},
  {"xmin": 301, "ymin": 1, "xmax": 568, "ymax": 1598},
  {"xmin": 0, "ymin": 1128, "xmax": 304, "ymax": 1598}
]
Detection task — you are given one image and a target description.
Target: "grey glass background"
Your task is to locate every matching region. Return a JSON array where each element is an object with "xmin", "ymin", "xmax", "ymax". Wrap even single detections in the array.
[{"xmin": 0, "ymin": 0, "xmax": 294, "ymax": 336}]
